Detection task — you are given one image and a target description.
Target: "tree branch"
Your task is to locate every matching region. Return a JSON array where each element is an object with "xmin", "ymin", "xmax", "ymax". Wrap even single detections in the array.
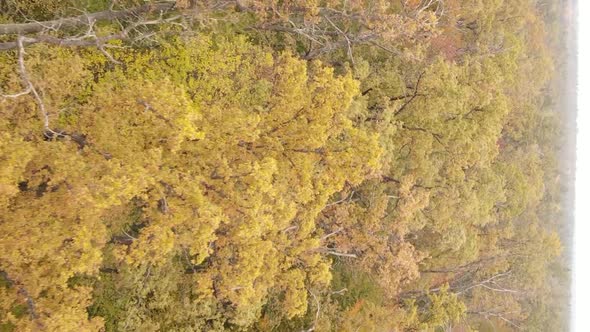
[
  {"xmin": 0, "ymin": 13, "xmax": 184, "ymax": 51},
  {"xmin": 468, "ymin": 310, "xmax": 522, "ymax": 330},
  {"xmin": 12, "ymin": 36, "xmax": 57, "ymax": 137},
  {"xmin": 394, "ymin": 71, "xmax": 426, "ymax": 116},
  {"xmin": 321, "ymin": 250, "xmax": 357, "ymax": 258},
  {"xmin": 0, "ymin": 1, "xmax": 176, "ymax": 35}
]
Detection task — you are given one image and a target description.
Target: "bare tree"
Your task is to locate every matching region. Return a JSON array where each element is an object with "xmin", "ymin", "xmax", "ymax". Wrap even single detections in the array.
[
  {"xmin": 246, "ymin": 0, "xmax": 442, "ymax": 62},
  {"xmin": 0, "ymin": 1, "xmax": 184, "ymax": 51},
  {"xmin": 0, "ymin": 2, "xmax": 176, "ymax": 36}
]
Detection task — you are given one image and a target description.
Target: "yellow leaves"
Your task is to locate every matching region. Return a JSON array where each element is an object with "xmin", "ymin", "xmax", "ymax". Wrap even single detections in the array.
[
  {"xmin": 175, "ymin": 112, "xmax": 205, "ymax": 141},
  {"xmin": 80, "ymin": 74, "xmax": 201, "ymax": 161},
  {"xmin": 0, "ymin": 131, "xmax": 34, "ymax": 206},
  {"xmin": 307, "ymin": 260, "xmax": 332, "ymax": 287},
  {"xmin": 188, "ymin": 36, "xmax": 274, "ymax": 110},
  {"xmin": 204, "ymin": 239, "xmax": 278, "ymax": 325},
  {"xmin": 281, "ymin": 269, "xmax": 308, "ymax": 318},
  {"xmin": 421, "ymin": 284, "xmax": 467, "ymax": 329},
  {"xmin": 0, "ymin": 27, "xmax": 385, "ymax": 329},
  {"xmin": 0, "ymin": 176, "xmax": 108, "ymax": 329},
  {"xmin": 36, "ymin": 286, "xmax": 104, "ymax": 332},
  {"xmin": 395, "ymin": 174, "xmax": 431, "ymax": 228},
  {"xmin": 0, "ymin": 285, "xmax": 104, "ymax": 332},
  {"xmin": 0, "ymin": 0, "xmax": 565, "ymax": 329},
  {"xmin": 0, "ymin": 203, "xmax": 105, "ymax": 286},
  {"xmin": 91, "ymin": 161, "xmax": 157, "ymax": 209},
  {"xmin": 27, "ymin": 46, "xmax": 91, "ymax": 106},
  {"xmin": 127, "ymin": 225, "xmax": 175, "ymax": 267}
]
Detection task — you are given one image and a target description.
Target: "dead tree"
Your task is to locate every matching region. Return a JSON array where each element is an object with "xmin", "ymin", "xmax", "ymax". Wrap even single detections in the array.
[{"xmin": 0, "ymin": 1, "xmax": 184, "ymax": 51}]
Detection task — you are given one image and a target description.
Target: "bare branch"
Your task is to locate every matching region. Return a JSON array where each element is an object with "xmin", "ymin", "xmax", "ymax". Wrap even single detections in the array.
[
  {"xmin": 97, "ymin": 42, "xmax": 121, "ymax": 64},
  {"xmin": 122, "ymin": 230, "xmax": 137, "ymax": 240},
  {"xmin": 14, "ymin": 36, "xmax": 52, "ymax": 136},
  {"xmin": 323, "ymin": 14, "xmax": 354, "ymax": 65},
  {"xmin": 301, "ymin": 289, "xmax": 321, "ymax": 332},
  {"xmin": 0, "ymin": 7, "xmax": 184, "ymax": 52},
  {"xmin": 468, "ymin": 311, "xmax": 522, "ymax": 330},
  {"xmin": 331, "ymin": 288, "xmax": 348, "ymax": 295},
  {"xmin": 394, "ymin": 71, "xmax": 426, "ymax": 116},
  {"xmin": 480, "ymin": 283, "xmax": 520, "ymax": 294},
  {"xmin": 456, "ymin": 270, "xmax": 513, "ymax": 295},
  {"xmin": 282, "ymin": 225, "xmax": 299, "ymax": 233},
  {"xmin": 324, "ymin": 191, "xmax": 355, "ymax": 208},
  {"xmin": 321, "ymin": 228, "xmax": 343, "ymax": 240},
  {"xmin": 369, "ymin": 41, "xmax": 419, "ymax": 61},
  {"xmin": 322, "ymin": 250, "xmax": 357, "ymax": 258},
  {"xmin": 137, "ymin": 98, "xmax": 176, "ymax": 128},
  {"xmin": 1, "ymin": 86, "xmax": 31, "ymax": 99},
  {"xmin": 0, "ymin": 1, "xmax": 176, "ymax": 35}
]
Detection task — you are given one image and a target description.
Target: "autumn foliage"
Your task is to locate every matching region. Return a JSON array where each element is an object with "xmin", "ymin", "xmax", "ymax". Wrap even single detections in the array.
[{"xmin": 0, "ymin": 0, "xmax": 569, "ymax": 331}]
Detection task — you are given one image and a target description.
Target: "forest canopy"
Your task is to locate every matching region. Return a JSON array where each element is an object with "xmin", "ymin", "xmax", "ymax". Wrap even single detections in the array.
[{"xmin": 0, "ymin": 0, "xmax": 570, "ymax": 331}]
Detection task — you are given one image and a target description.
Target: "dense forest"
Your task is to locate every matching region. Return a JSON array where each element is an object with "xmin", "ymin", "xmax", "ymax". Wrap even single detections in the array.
[{"xmin": 0, "ymin": 0, "xmax": 572, "ymax": 331}]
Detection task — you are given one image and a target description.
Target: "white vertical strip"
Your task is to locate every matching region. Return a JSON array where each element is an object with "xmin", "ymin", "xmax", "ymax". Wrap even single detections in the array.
[{"xmin": 574, "ymin": 0, "xmax": 587, "ymax": 330}]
